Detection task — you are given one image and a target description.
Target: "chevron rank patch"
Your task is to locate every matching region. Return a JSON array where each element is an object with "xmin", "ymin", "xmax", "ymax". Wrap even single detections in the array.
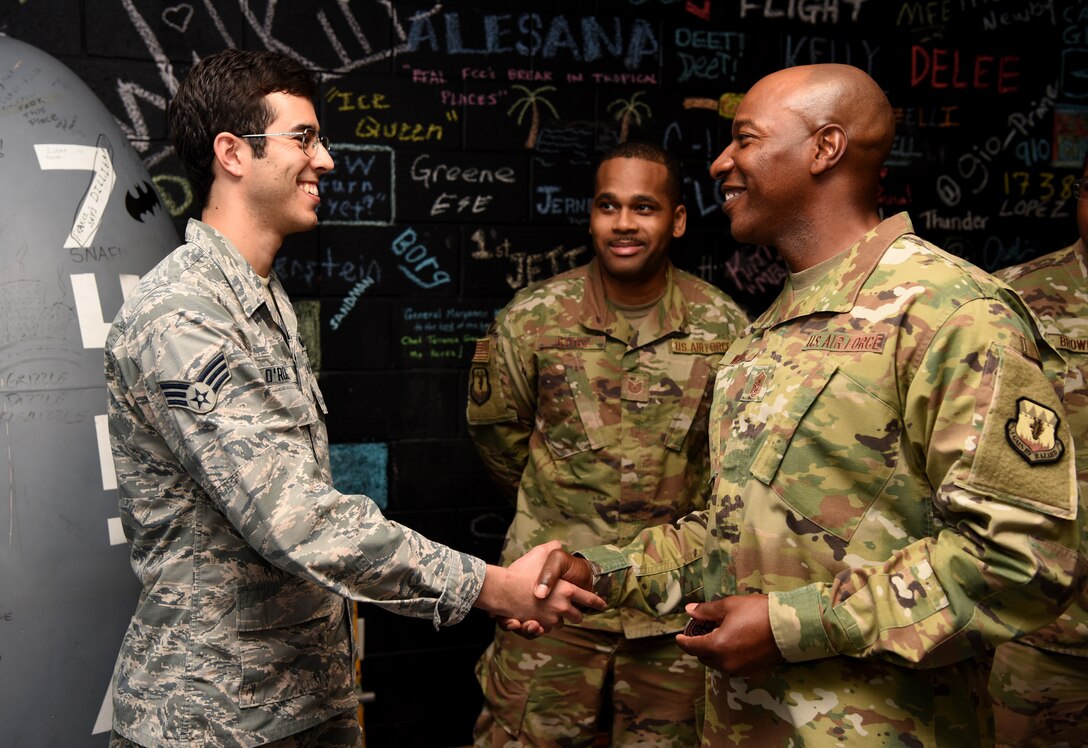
[
  {"xmin": 1006, "ymin": 397, "xmax": 1065, "ymax": 465},
  {"xmin": 158, "ymin": 352, "xmax": 230, "ymax": 414}
]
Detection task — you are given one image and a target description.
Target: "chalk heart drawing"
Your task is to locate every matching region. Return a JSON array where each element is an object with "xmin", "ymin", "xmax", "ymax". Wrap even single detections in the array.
[{"xmin": 162, "ymin": 3, "xmax": 194, "ymax": 33}]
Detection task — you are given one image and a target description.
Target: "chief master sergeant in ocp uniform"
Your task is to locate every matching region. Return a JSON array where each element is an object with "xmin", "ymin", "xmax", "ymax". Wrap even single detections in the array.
[
  {"xmin": 467, "ymin": 141, "xmax": 748, "ymax": 746},
  {"xmin": 529, "ymin": 63, "xmax": 1085, "ymax": 747}
]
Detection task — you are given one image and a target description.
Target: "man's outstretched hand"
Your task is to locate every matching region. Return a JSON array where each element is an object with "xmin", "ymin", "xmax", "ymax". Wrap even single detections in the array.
[
  {"xmin": 476, "ymin": 541, "xmax": 604, "ymax": 638},
  {"xmin": 533, "ymin": 546, "xmax": 595, "ymax": 599},
  {"xmin": 675, "ymin": 595, "xmax": 785, "ymax": 677},
  {"xmin": 507, "ymin": 546, "xmax": 598, "ymax": 636}
]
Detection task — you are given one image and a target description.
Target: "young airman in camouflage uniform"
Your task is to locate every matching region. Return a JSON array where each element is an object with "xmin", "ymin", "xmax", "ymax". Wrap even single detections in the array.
[
  {"xmin": 989, "ymin": 153, "xmax": 1088, "ymax": 748},
  {"xmin": 468, "ymin": 142, "xmax": 749, "ymax": 746},
  {"xmin": 529, "ymin": 65, "xmax": 1084, "ymax": 747},
  {"xmin": 106, "ymin": 49, "xmax": 599, "ymax": 748}
]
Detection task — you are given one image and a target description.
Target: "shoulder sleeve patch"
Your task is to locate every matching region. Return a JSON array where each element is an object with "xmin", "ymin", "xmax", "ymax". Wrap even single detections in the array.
[
  {"xmin": 964, "ymin": 344, "xmax": 1076, "ymax": 519},
  {"xmin": 466, "ymin": 338, "xmax": 518, "ymax": 425},
  {"xmin": 469, "ymin": 363, "xmax": 494, "ymax": 407},
  {"xmin": 1006, "ymin": 397, "xmax": 1064, "ymax": 465}
]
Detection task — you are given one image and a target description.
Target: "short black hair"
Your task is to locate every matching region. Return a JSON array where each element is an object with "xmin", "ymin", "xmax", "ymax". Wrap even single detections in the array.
[
  {"xmin": 596, "ymin": 141, "xmax": 684, "ymax": 205},
  {"xmin": 169, "ymin": 49, "xmax": 317, "ymax": 208}
]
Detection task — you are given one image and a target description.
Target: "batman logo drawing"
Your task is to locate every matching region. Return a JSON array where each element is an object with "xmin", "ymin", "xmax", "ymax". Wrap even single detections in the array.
[{"xmin": 126, "ymin": 180, "xmax": 161, "ymax": 222}]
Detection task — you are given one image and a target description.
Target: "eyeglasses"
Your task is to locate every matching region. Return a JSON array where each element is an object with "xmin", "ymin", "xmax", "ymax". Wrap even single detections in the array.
[
  {"xmin": 240, "ymin": 127, "xmax": 331, "ymax": 156},
  {"xmin": 1075, "ymin": 177, "xmax": 1088, "ymax": 200}
]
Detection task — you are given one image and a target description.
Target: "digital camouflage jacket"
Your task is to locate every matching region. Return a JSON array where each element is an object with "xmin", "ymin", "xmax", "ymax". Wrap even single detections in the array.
[{"xmin": 106, "ymin": 220, "xmax": 485, "ymax": 747}]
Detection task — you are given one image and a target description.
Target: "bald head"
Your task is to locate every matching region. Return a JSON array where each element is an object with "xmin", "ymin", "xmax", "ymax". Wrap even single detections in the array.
[
  {"xmin": 709, "ymin": 64, "xmax": 896, "ymax": 267},
  {"xmin": 752, "ymin": 64, "xmax": 894, "ymax": 173}
]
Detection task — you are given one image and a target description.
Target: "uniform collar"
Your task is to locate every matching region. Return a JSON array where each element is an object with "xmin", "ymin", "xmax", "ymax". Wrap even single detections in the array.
[
  {"xmin": 753, "ymin": 212, "xmax": 915, "ymax": 329},
  {"xmin": 1071, "ymin": 238, "xmax": 1088, "ymax": 281},
  {"xmin": 578, "ymin": 258, "xmax": 689, "ymax": 345},
  {"xmin": 185, "ymin": 218, "xmax": 280, "ymax": 321}
]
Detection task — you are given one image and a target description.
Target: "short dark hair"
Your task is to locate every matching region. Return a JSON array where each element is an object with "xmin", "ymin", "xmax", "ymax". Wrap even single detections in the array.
[
  {"xmin": 169, "ymin": 49, "xmax": 317, "ymax": 208},
  {"xmin": 596, "ymin": 140, "xmax": 685, "ymax": 205}
]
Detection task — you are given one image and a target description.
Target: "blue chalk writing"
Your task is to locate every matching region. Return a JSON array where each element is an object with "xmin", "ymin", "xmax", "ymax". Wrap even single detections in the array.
[
  {"xmin": 328, "ymin": 261, "xmax": 382, "ymax": 331},
  {"xmin": 406, "ymin": 13, "xmax": 658, "ymax": 70},
  {"xmin": 391, "ymin": 228, "xmax": 452, "ymax": 289}
]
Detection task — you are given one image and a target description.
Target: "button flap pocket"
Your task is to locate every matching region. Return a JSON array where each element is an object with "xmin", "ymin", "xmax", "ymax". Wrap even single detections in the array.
[
  {"xmin": 762, "ymin": 366, "xmax": 901, "ymax": 542},
  {"xmin": 255, "ymin": 356, "xmax": 317, "ymax": 428},
  {"xmin": 664, "ymin": 357, "xmax": 711, "ymax": 451},
  {"xmin": 537, "ymin": 352, "xmax": 610, "ymax": 458},
  {"xmin": 237, "ymin": 579, "xmax": 338, "ymax": 632},
  {"xmin": 750, "ymin": 364, "xmax": 837, "ymax": 485}
]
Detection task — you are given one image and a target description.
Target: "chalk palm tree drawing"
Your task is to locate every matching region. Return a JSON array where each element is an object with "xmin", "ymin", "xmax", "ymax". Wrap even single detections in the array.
[
  {"xmin": 607, "ymin": 91, "xmax": 652, "ymax": 143},
  {"xmin": 507, "ymin": 85, "xmax": 558, "ymax": 149}
]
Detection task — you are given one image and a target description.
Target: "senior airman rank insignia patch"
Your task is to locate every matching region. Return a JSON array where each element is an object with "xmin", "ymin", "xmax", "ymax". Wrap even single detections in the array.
[
  {"xmin": 158, "ymin": 352, "xmax": 230, "ymax": 414},
  {"xmin": 1006, "ymin": 397, "xmax": 1065, "ymax": 464}
]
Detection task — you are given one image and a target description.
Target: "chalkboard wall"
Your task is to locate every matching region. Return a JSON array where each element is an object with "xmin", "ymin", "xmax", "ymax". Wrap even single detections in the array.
[{"xmin": 2, "ymin": 1, "xmax": 1087, "ymax": 746}]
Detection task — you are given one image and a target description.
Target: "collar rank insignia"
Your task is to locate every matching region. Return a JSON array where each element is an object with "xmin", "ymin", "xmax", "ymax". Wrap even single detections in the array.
[
  {"xmin": 1006, "ymin": 397, "xmax": 1065, "ymax": 465},
  {"xmin": 159, "ymin": 352, "xmax": 230, "ymax": 414}
]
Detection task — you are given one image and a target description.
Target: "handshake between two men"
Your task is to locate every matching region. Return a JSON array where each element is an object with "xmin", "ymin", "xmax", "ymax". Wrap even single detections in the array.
[{"xmin": 485, "ymin": 542, "xmax": 787, "ymax": 678}]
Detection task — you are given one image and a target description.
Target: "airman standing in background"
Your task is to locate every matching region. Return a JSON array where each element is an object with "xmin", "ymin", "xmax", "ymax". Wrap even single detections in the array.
[
  {"xmin": 989, "ymin": 150, "xmax": 1088, "ymax": 748},
  {"xmin": 468, "ymin": 140, "xmax": 748, "ymax": 746}
]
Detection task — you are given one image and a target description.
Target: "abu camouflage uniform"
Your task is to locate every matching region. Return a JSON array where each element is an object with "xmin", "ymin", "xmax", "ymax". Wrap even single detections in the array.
[
  {"xmin": 106, "ymin": 220, "xmax": 485, "ymax": 748},
  {"xmin": 579, "ymin": 213, "xmax": 1083, "ymax": 747},
  {"xmin": 467, "ymin": 259, "xmax": 747, "ymax": 746},
  {"xmin": 990, "ymin": 239, "xmax": 1088, "ymax": 747}
]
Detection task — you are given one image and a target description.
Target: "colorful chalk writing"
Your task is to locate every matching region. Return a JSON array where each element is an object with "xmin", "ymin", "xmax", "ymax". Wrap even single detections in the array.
[
  {"xmin": 317, "ymin": 144, "xmax": 395, "ymax": 226},
  {"xmin": 4, "ymin": 1, "xmax": 1085, "ymax": 745}
]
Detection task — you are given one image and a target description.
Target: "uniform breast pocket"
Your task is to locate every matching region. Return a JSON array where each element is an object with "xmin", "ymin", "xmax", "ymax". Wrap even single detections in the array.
[
  {"xmin": 535, "ymin": 352, "xmax": 609, "ymax": 459},
  {"xmin": 752, "ymin": 367, "xmax": 901, "ymax": 541},
  {"xmin": 662, "ymin": 356, "xmax": 712, "ymax": 452},
  {"xmin": 255, "ymin": 356, "xmax": 317, "ymax": 430},
  {"xmin": 236, "ymin": 579, "xmax": 341, "ymax": 707}
]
